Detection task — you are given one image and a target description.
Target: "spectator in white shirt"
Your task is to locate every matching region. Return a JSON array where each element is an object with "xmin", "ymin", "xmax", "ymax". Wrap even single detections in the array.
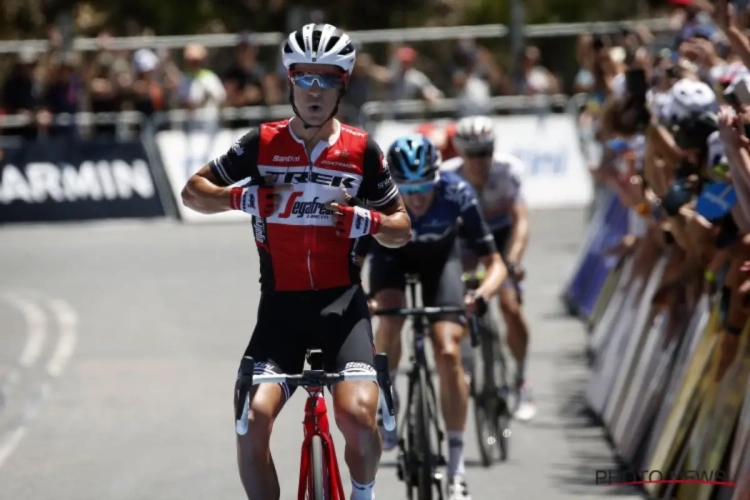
[
  {"xmin": 178, "ymin": 43, "xmax": 226, "ymax": 130},
  {"xmin": 388, "ymin": 46, "xmax": 443, "ymax": 103}
]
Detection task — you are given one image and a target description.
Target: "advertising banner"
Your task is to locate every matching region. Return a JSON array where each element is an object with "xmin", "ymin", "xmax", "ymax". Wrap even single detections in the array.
[{"xmin": 0, "ymin": 138, "xmax": 167, "ymax": 223}]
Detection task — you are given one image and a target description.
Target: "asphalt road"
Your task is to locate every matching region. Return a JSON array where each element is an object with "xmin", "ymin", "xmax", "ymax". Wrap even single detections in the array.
[{"xmin": 0, "ymin": 209, "xmax": 642, "ymax": 500}]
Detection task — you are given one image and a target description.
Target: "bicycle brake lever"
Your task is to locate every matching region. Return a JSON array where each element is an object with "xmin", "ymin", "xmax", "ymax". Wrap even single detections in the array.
[
  {"xmin": 374, "ymin": 353, "xmax": 396, "ymax": 431},
  {"xmin": 469, "ymin": 315, "xmax": 481, "ymax": 348},
  {"xmin": 235, "ymin": 356, "xmax": 255, "ymax": 434}
]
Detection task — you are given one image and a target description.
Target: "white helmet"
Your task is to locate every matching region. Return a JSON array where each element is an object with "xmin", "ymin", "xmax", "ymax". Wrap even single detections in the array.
[
  {"xmin": 281, "ymin": 24, "xmax": 356, "ymax": 75},
  {"xmin": 453, "ymin": 116, "xmax": 495, "ymax": 154},
  {"xmin": 667, "ymin": 78, "xmax": 718, "ymax": 123}
]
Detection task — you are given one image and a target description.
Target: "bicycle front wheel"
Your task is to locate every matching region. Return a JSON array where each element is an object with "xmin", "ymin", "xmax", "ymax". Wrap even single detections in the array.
[
  {"xmin": 472, "ymin": 315, "xmax": 509, "ymax": 465},
  {"xmin": 412, "ymin": 368, "xmax": 434, "ymax": 500},
  {"xmin": 309, "ymin": 435, "xmax": 326, "ymax": 500}
]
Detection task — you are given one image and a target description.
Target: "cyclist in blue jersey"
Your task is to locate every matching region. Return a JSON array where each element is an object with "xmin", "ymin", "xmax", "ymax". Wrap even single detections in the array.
[{"xmin": 358, "ymin": 134, "xmax": 507, "ymax": 500}]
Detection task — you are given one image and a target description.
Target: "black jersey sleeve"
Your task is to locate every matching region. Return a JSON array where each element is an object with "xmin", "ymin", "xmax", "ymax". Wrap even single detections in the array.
[
  {"xmin": 359, "ymin": 136, "xmax": 400, "ymax": 209},
  {"xmin": 355, "ymin": 235, "xmax": 374, "ymax": 258},
  {"xmin": 450, "ymin": 181, "xmax": 498, "ymax": 257},
  {"xmin": 209, "ymin": 128, "xmax": 261, "ymax": 186}
]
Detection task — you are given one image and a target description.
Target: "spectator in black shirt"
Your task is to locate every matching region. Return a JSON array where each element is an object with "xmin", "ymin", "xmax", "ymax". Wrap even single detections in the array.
[
  {"xmin": 129, "ymin": 49, "xmax": 166, "ymax": 129},
  {"xmin": 1, "ymin": 50, "xmax": 40, "ymax": 138},
  {"xmin": 39, "ymin": 54, "xmax": 82, "ymax": 137},
  {"xmin": 223, "ymin": 32, "xmax": 267, "ymax": 129}
]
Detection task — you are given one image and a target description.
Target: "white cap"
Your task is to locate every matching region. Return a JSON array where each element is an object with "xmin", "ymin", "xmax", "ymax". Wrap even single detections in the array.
[{"xmin": 133, "ymin": 49, "xmax": 159, "ymax": 73}]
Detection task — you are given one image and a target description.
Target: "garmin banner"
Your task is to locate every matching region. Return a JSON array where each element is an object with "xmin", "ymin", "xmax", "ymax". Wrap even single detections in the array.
[{"xmin": 0, "ymin": 138, "xmax": 167, "ymax": 223}]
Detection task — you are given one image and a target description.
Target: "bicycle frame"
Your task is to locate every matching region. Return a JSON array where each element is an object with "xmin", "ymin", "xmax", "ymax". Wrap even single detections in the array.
[
  {"xmin": 401, "ymin": 277, "xmax": 447, "ymax": 486},
  {"xmin": 235, "ymin": 352, "xmax": 396, "ymax": 500},
  {"xmin": 297, "ymin": 385, "xmax": 346, "ymax": 500}
]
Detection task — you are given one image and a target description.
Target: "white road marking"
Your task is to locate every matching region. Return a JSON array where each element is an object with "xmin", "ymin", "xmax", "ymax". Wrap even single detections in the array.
[
  {"xmin": 2, "ymin": 295, "xmax": 47, "ymax": 368},
  {"xmin": 47, "ymin": 299, "xmax": 79, "ymax": 378},
  {"xmin": 0, "ymin": 294, "xmax": 78, "ymax": 471}
]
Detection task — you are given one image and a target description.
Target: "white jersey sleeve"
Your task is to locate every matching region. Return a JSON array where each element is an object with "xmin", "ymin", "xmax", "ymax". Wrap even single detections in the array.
[{"xmin": 440, "ymin": 155, "xmax": 464, "ymax": 173}]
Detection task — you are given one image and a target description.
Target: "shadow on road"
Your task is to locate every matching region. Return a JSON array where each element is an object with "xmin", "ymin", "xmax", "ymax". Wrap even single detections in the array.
[{"xmin": 548, "ymin": 347, "xmax": 644, "ymax": 498}]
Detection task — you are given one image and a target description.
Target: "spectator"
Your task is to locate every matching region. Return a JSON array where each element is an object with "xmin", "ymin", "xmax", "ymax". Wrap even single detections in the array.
[
  {"xmin": 388, "ymin": 46, "xmax": 443, "ymax": 103},
  {"xmin": 341, "ymin": 41, "xmax": 390, "ymax": 127},
  {"xmin": 514, "ymin": 45, "xmax": 560, "ymax": 95},
  {"xmin": 573, "ymin": 34, "xmax": 597, "ymax": 94},
  {"xmin": 451, "ymin": 40, "xmax": 509, "ymax": 117},
  {"xmin": 223, "ymin": 32, "xmax": 273, "ymax": 129},
  {"xmin": 1, "ymin": 50, "xmax": 40, "ymax": 138},
  {"xmin": 129, "ymin": 49, "xmax": 166, "ymax": 126},
  {"xmin": 88, "ymin": 54, "xmax": 126, "ymax": 137},
  {"xmin": 177, "ymin": 43, "xmax": 226, "ymax": 131},
  {"xmin": 39, "ymin": 53, "xmax": 82, "ymax": 137}
]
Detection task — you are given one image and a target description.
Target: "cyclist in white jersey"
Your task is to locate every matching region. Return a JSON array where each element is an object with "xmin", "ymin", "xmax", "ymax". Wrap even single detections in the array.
[{"xmin": 441, "ymin": 115, "xmax": 537, "ymax": 421}]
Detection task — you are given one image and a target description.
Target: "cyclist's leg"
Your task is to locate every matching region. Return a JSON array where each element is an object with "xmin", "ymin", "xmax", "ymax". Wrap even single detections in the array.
[
  {"xmin": 421, "ymin": 248, "xmax": 471, "ymax": 489},
  {"xmin": 368, "ymin": 248, "xmax": 407, "ymax": 376},
  {"xmin": 368, "ymin": 248, "xmax": 407, "ymax": 451},
  {"xmin": 235, "ymin": 292, "xmax": 307, "ymax": 500},
  {"xmin": 321, "ymin": 285, "xmax": 382, "ymax": 499},
  {"xmin": 493, "ymin": 225, "xmax": 535, "ymax": 420}
]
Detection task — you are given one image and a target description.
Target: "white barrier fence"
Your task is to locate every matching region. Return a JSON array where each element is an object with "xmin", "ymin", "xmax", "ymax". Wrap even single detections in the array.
[
  {"xmin": 154, "ymin": 103, "xmax": 592, "ymax": 222},
  {"xmin": 563, "ymin": 188, "xmax": 750, "ymax": 499}
]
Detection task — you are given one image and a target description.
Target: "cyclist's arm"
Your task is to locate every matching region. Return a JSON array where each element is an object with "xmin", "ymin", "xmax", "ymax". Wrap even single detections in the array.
[
  {"xmin": 507, "ymin": 201, "xmax": 529, "ymax": 265},
  {"xmin": 181, "ymin": 128, "xmax": 261, "ymax": 214},
  {"xmin": 360, "ymin": 136, "xmax": 412, "ymax": 248},
  {"xmin": 457, "ymin": 183, "xmax": 508, "ymax": 300},
  {"xmin": 504, "ymin": 160, "xmax": 529, "ymax": 265}
]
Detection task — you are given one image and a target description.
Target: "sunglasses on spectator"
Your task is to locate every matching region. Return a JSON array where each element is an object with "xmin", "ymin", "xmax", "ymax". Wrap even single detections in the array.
[
  {"xmin": 398, "ymin": 181, "xmax": 435, "ymax": 196},
  {"xmin": 289, "ymin": 70, "xmax": 345, "ymax": 90}
]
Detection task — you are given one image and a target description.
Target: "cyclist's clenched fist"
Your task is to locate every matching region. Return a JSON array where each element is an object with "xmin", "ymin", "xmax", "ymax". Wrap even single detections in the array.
[{"xmin": 230, "ymin": 175, "xmax": 293, "ymax": 218}]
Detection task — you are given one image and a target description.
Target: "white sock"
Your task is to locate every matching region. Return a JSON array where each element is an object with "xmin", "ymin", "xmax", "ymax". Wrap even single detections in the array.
[
  {"xmin": 351, "ymin": 478, "xmax": 375, "ymax": 500},
  {"xmin": 389, "ymin": 369, "xmax": 398, "ymax": 385},
  {"xmin": 447, "ymin": 431, "xmax": 466, "ymax": 479}
]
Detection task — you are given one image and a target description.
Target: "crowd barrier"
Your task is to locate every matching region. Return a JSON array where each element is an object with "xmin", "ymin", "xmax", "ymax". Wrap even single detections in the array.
[
  {"xmin": 0, "ymin": 136, "xmax": 173, "ymax": 223},
  {"xmin": 0, "ymin": 95, "xmax": 593, "ymax": 225},
  {"xmin": 563, "ymin": 188, "xmax": 750, "ymax": 500}
]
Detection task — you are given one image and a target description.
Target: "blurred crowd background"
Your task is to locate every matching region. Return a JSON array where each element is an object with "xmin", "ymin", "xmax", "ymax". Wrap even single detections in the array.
[{"xmin": 0, "ymin": 0, "xmax": 725, "ymax": 138}]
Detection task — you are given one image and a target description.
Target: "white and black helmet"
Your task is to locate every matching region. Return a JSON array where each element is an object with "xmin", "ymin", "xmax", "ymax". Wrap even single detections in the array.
[
  {"xmin": 667, "ymin": 78, "xmax": 718, "ymax": 124},
  {"xmin": 453, "ymin": 116, "xmax": 495, "ymax": 155},
  {"xmin": 282, "ymin": 23, "xmax": 356, "ymax": 75}
]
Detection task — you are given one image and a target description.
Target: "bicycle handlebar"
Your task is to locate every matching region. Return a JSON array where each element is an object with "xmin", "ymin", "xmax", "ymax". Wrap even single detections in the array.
[
  {"xmin": 235, "ymin": 354, "xmax": 396, "ymax": 436},
  {"xmin": 372, "ymin": 305, "xmax": 466, "ymax": 317},
  {"xmin": 372, "ymin": 305, "xmax": 480, "ymax": 348}
]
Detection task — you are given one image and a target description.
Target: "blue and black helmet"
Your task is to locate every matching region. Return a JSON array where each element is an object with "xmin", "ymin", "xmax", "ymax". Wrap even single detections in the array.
[{"xmin": 386, "ymin": 134, "xmax": 441, "ymax": 184}]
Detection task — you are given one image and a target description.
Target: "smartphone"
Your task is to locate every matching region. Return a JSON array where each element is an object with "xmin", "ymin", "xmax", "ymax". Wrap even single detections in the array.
[{"xmin": 625, "ymin": 68, "xmax": 649, "ymax": 97}]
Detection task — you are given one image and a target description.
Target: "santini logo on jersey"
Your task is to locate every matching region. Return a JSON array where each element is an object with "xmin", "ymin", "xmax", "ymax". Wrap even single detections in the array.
[{"xmin": 273, "ymin": 155, "xmax": 301, "ymax": 163}]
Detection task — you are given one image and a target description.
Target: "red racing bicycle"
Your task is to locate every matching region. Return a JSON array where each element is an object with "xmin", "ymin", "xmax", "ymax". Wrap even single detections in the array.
[{"xmin": 235, "ymin": 350, "xmax": 396, "ymax": 500}]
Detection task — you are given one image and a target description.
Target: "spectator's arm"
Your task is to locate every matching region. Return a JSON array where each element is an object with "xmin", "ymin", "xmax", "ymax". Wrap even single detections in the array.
[
  {"xmin": 475, "ymin": 46, "xmax": 508, "ymax": 93},
  {"xmin": 714, "ymin": 0, "xmax": 750, "ymax": 69},
  {"xmin": 262, "ymin": 73, "xmax": 283, "ymax": 105},
  {"xmin": 358, "ymin": 53, "xmax": 391, "ymax": 85},
  {"xmin": 413, "ymin": 72, "xmax": 443, "ymax": 102}
]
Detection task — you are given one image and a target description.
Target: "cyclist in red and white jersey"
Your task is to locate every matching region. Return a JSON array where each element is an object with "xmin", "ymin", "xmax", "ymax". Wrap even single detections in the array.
[
  {"xmin": 181, "ymin": 23, "xmax": 411, "ymax": 500},
  {"xmin": 441, "ymin": 115, "xmax": 537, "ymax": 422}
]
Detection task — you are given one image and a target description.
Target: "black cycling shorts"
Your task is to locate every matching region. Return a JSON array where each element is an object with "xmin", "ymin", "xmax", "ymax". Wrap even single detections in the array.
[
  {"xmin": 368, "ymin": 243, "xmax": 465, "ymax": 325},
  {"xmin": 458, "ymin": 223, "xmax": 511, "ymax": 264},
  {"xmin": 243, "ymin": 285, "xmax": 375, "ymax": 401}
]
